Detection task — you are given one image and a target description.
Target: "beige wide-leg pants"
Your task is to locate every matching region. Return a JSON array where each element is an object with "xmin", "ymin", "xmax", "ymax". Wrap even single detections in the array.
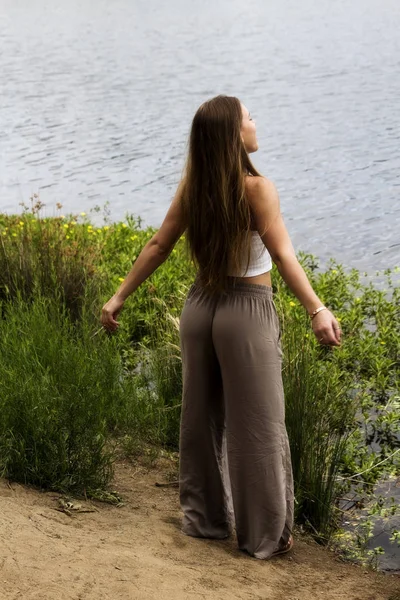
[{"xmin": 179, "ymin": 278, "xmax": 294, "ymax": 560}]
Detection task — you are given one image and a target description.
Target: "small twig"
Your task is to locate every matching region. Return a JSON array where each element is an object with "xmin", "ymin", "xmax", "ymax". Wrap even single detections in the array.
[
  {"xmin": 303, "ymin": 517, "xmax": 320, "ymax": 537},
  {"xmin": 155, "ymin": 481, "xmax": 179, "ymax": 488},
  {"xmin": 91, "ymin": 327, "xmax": 105, "ymax": 338},
  {"xmin": 335, "ymin": 448, "xmax": 400, "ymax": 482},
  {"xmin": 155, "ymin": 403, "xmax": 182, "ymax": 413},
  {"xmin": 337, "ymin": 497, "xmax": 358, "ymax": 503},
  {"xmin": 335, "ymin": 504, "xmax": 358, "ymax": 514},
  {"xmin": 53, "ymin": 507, "xmax": 73, "ymax": 517}
]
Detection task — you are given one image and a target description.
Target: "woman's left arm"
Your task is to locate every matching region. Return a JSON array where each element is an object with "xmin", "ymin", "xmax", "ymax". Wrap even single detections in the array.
[{"xmin": 101, "ymin": 181, "xmax": 186, "ymax": 331}]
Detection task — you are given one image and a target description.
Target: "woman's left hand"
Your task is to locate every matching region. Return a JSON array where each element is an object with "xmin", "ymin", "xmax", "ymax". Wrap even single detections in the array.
[
  {"xmin": 101, "ymin": 295, "xmax": 124, "ymax": 332},
  {"xmin": 311, "ymin": 309, "xmax": 341, "ymax": 347}
]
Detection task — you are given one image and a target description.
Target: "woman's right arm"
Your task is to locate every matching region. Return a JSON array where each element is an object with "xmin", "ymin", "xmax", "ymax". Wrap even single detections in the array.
[
  {"xmin": 247, "ymin": 176, "xmax": 341, "ymax": 346},
  {"xmin": 101, "ymin": 180, "xmax": 186, "ymax": 331}
]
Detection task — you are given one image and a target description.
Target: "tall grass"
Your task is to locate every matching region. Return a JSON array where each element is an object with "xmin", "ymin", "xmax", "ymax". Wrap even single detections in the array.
[
  {"xmin": 0, "ymin": 211, "xmax": 103, "ymax": 322},
  {"xmin": 280, "ymin": 307, "xmax": 357, "ymax": 537},
  {"xmin": 135, "ymin": 295, "xmax": 185, "ymax": 449},
  {"xmin": 0, "ymin": 295, "xmax": 132, "ymax": 494}
]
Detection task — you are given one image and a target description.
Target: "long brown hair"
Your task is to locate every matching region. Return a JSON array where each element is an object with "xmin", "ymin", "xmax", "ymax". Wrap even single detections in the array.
[{"xmin": 181, "ymin": 95, "xmax": 261, "ymax": 294}]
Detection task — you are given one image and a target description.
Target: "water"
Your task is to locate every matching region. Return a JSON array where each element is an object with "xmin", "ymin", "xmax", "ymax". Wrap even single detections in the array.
[
  {"xmin": 0, "ymin": 0, "xmax": 399, "ymax": 571},
  {"xmin": 340, "ymin": 475, "xmax": 400, "ymax": 574},
  {"xmin": 1, "ymin": 0, "xmax": 400, "ymax": 276},
  {"xmin": 339, "ymin": 401, "xmax": 400, "ymax": 573}
]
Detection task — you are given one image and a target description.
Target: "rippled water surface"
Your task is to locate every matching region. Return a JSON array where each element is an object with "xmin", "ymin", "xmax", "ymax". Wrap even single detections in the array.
[
  {"xmin": 0, "ymin": 0, "xmax": 399, "ymax": 571},
  {"xmin": 1, "ymin": 0, "xmax": 400, "ymax": 274}
]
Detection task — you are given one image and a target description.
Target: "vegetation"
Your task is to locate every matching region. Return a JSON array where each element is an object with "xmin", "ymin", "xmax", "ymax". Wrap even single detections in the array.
[{"xmin": 0, "ymin": 198, "xmax": 398, "ymax": 570}]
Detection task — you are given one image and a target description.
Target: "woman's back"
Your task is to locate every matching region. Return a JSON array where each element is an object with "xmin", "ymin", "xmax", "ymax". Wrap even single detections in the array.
[{"xmin": 227, "ymin": 230, "xmax": 272, "ymax": 278}]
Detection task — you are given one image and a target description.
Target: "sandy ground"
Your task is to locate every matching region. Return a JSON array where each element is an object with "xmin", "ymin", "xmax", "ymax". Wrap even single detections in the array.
[{"xmin": 1, "ymin": 456, "xmax": 399, "ymax": 600}]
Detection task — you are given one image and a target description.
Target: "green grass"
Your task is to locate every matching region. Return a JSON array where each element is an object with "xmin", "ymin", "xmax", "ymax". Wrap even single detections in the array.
[{"xmin": 0, "ymin": 296, "xmax": 119, "ymax": 493}]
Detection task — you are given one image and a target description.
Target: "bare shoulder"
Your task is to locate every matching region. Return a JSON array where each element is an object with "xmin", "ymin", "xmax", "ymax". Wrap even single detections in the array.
[{"xmin": 245, "ymin": 175, "xmax": 280, "ymax": 210}]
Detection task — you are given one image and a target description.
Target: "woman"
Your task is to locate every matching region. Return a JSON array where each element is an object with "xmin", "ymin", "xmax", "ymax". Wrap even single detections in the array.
[{"xmin": 101, "ymin": 95, "xmax": 341, "ymax": 560}]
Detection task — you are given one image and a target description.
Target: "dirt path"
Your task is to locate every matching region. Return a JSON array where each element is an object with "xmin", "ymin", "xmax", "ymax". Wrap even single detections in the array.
[{"xmin": 1, "ymin": 456, "xmax": 399, "ymax": 600}]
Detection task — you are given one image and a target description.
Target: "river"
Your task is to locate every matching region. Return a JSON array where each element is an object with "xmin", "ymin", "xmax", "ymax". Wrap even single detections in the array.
[
  {"xmin": 1, "ymin": 0, "xmax": 400, "ymax": 276},
  {"xmin": 0, "ymin": 0, "xmax": 399, "ymax": 572}
]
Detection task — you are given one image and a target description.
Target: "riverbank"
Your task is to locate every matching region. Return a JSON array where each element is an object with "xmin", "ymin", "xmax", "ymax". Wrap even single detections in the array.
[{"xmin": 1, "ymin": 455, "xmax": 399, "ymax": 600}]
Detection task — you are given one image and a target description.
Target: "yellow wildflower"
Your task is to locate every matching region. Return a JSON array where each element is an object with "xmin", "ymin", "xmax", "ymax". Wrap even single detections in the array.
[
  {"xmin": 118, "ymin": 277, "xmax": 125, "ymax": 282},
  {"xmin": 121, "ymin": 223, "xmax": 127, "ymax": 228},
  {"xmin": 70, "ymin": 221, "xmax": 77, "ymax": 226},
  {"xmin": 63, "ymin": 224, "xmax": 69, "ymax": 229},
  {"xmin": 103, "ymin": 226, "xmax": 109, "ymax": 231},
  {"xmin": 289, "ymin": 301, "xmax": 296, "ymax": 307},
  {"xmin": 12, "ymin": 233, "xmax": 17, "ymax": 237},
  {"xmin": 80, "ymin": 212, "xmax": 86, "ymax": 217},
  {"xmin": 66, "ymin": 235, "xmax": 70, "ymax": 240},
  {"xmin": 130, "ymin": 235, "xmax": 137, "ymax": 241},
  {"xmin": 19, "ymin": 221, "xmax": 24, "ymax": 226},
  {"xmin": 380, "ymin": 341, "xmax": 386, "ymax": 345}
]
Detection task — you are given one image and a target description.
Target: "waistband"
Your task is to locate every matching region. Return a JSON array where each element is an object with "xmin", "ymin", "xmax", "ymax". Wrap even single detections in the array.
[{"xmin": 192, "ymin": 276, "xmax": 273, "ymax": 300}]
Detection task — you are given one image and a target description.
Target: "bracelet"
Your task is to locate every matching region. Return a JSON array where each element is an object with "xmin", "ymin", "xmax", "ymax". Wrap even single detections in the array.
[{"xmin": 310, "ymin": 306, "xmax": 327, "ymax": 320}]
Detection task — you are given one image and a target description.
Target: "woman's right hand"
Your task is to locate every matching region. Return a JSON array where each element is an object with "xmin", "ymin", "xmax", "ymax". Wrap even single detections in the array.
[
  {"xmin": 311, "ymin": 309, "xmax": 341, "ymax": 346},
  {"xmin": 101, "ymin": 295, "xmax": 125, "ymax": 332}
]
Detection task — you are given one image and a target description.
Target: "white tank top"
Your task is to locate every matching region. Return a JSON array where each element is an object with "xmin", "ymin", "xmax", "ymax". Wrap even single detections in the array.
[{"xmin": 228, "ymin": 231, "xmax": 272, "ymax": 277}]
